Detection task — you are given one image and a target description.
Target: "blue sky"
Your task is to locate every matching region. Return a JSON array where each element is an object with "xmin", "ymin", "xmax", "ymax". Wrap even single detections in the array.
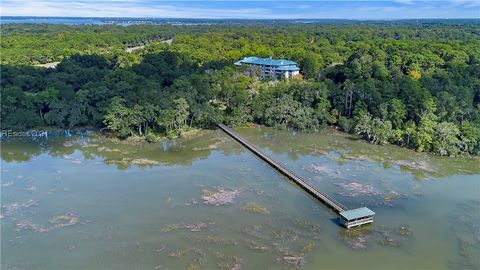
[{"xmin": 1, "ymin": 1, "xmax": 479, "ymax": 19}]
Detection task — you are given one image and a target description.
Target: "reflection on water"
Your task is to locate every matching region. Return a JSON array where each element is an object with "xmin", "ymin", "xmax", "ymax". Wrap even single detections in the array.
[{"xmin": 1, "ymin": 127, "xmax": 479, "ymax": 269}]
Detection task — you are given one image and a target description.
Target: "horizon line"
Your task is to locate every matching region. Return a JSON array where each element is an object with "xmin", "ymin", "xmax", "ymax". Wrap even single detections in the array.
[{"xmin": 2, "ymin": 16, "xmax": 479, "ymax": 20}]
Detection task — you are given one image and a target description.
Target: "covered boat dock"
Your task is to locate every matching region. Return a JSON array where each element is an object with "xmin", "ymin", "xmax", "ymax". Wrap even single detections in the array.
[
  {"xmin": 218, "ymin": 124, "xmax": 376, "ymax": 229},
  {"xmin": 339, "ymin": 207, "xmax": 375, "ymax": 229}
]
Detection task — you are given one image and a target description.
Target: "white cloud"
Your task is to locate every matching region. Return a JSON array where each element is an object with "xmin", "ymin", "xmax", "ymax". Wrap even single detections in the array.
[
  {"xmin": 0, "ymin": 1, "xmax": 274, "ymax": 18},
  {"xmin": 395, "ymin": 0, "xmax": 414, "ymax": 5},
  {"xmin": 450, "ymin": 0, "xmax": 480, "ymax": 5},
  {"xmin": 298, "ymin": 4, "xmax": 311, "ymax": 9},
  {"xmin": 0, "ymin": 0, "xmax": 478, "ymax": 19}
]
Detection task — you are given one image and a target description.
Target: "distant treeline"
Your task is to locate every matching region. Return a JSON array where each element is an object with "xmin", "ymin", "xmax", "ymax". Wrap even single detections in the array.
[{"xmin": 1, "ymin": 22, "xmax": 479, "ymax": 156}]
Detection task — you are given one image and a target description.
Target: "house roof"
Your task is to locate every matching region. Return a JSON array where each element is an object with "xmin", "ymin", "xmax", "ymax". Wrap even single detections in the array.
[
  {"xmin": 235, "ymin": 56, "xmax": 297, "ymax": 67},
  {"xmin": 339, "ymin": 207, "xmax": 375, "ymax": 221},
  {"xmin": 276, "ymin": 65, "xmax": 300, "ymax": 71}
]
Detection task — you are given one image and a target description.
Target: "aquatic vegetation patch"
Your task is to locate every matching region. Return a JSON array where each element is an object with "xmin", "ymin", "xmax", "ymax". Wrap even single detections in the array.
[
  {"xmin": 49, "ymin": 212, "xmax": 80, "ymax": 228},
  {"xmin": 301, "ymin": 163, "xmax": 338, "ymax": 177},
  {"xmin": 375, "ymin": 227, "xmax": 409, "ymax": 248},
  {"xmin": 245, "ymin": 187, "xmax": 266, "ymax": 196},
  {"xmin": 80, "ymin": 142, "xmax": 99, "ymax": 148},
  {"xmin": 344, "ymin": 154, "xmax": 369, "ymax": 161},
  {"xmin": 382, "ymin": 190, "xmax": 407, "ymax": 206},
  {"xmin": 1, "ymin": 199, "xmax": 39, "ymax": 217},
  {"xmin": 202, "ymin": 188, "xmax": 241, "ymax": 206},
  {"xmin": 457, "ymin": 237, "xmax": 474, "ymax": 258},
  {"xmin": 130, "ymin": 158, "xmax": 159, "ymax": 166},
  {"xmin": 187, "ymin": 235, "xmax": 239, "ymax": 246},
  {"xmin": 104, "ymin": 157, "xmax": 160, "ymax": 167},
  {"xmin": 15, "ymin": 220, "xmax": 49, "ymax": 233},
  {"xmin": 379, "ymin": 236, "xmax": 404, "ymax": 247},
  {"xmin": 335, "ymin": 182, "xmax": 381, "ymax": 197},
  {"xmin": 185, "ymin": 198, "xmax": 199, "ymax": 206},
  {"xmin": 243, "ymin": 239, "xmax": 268, "ymax": 251},
  {"xmin": 235, "ymin": 225, "xmax": 270, "ymax": 241},
  {"xmin": 338, "ymin": 223, "xmax": 415, "ymax": 251},
  {"xmin": 202, "ymin": 189, "xmax": 214, "ymax": 197},
  {"xmin": 190, "ymin": 248, "xmax": 207, "ymax": 267},
  {"xmin": 280, "ymin": 252, "xmax": 305, "ymax": 267},
  {"xmin": 160, "ymin": 223, "xmax": 181, "ymax": 232},
  {"xmin": 241, "ymin": 202, "xmax": 269, "ymax": 215},
  {"xmin": 168, "ymin": 247, "xmax": 192, "ymax": 258},
  {"xmin": 344, "ymin": 235, "xmax": 370, "ymax": 250},
  {"xmin": 300, "ymin": 242, "xmax": 316, "ymax": 253},
  {"xmin": 213, "ymin": 251, "xmax": 242, "ymax": 270},
  {"xmin": 291, "ymin": 218, "xmax": 321, "ymax": 239},
  {"xmin": 235, "ymin": 218, "xmax": 321, "ymax": 263},
  {"xmin": 13, "ymin": 212, "xmax": 83, "ymax": 233},
  {"xmin": 269, "ymin": 216, "xmax": 322, "ymax": 240},
  {"xmin": 105, "ymin": 158, "xmax": 130, "ymax": 167},
  {"xmin": 390, "ymin": 159, "xmax": 436, "ymax": 173},
  {"xmin": 155, "ymin": 244, "xmax": 167, "ymax": 253},
  {"xmin": 447, "ymin": 200, "xmax": 480, "ymax": 269},
  {"xmin": 173, "ymin": 247, "xmax": 206, "ymax": 270},
  {"xmin": 271, "ymin": 228, "xmax": 299, "ymax": 245},
  {"xmin": 185, "ymin": 222, "xmax": 216, "ymax": 232},
  {"xmin": 160, "ymin": 222, "xmax": 216, "ymax": 232},
  {"xmin": 186, "ymin": 263, "xmax": 200, "ymax": 270},
  {"xmin": 192, "ymin": 144, "xmax": 219, "ymax": 151},
  {"xmin": 97, "ymin": 146, "xmax": 120, "ymax": 152},
  {"xmin": 397, "ymin": 224, "xmax": 413, "ymax": 237},
  {"xmin": 338, "ymin": 226, "xmax": 374, "ymax": 250}
]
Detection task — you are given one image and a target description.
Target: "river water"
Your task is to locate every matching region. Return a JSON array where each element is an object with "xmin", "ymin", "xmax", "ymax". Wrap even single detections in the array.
[{"xmin": 1, "ymin": 127, "xmax": 479, "ymax": 269}]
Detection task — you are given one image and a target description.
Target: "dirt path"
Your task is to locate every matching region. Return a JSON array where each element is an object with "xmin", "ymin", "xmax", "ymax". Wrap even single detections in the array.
[{"xmin": 126, "ymin": 38, "xmax": 173, "ymax": 52}]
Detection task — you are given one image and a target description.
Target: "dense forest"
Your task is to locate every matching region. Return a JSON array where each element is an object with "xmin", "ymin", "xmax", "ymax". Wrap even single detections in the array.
[{"xmin": 1, "ymin": 21, "xmax": 480, "ymax": 156}]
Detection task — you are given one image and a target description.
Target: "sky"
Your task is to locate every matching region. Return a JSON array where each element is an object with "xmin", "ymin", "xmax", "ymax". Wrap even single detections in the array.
[{"xmin": 1, "ymin": 1, "xmax": 479, "ymax": 19}]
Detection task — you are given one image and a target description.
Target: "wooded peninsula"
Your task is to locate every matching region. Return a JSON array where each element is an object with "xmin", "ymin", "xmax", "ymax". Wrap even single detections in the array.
[{"xmin": 1, "ymin": 20, "xmax": 479, "ymax": 156}]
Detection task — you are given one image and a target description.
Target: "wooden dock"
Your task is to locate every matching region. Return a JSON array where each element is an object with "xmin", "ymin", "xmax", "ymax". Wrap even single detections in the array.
[{"xmin": 218, "ymin": 124, "xmax": 348, "ymax": 213}]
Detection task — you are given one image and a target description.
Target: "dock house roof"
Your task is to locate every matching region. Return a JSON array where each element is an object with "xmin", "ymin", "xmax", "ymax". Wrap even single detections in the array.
[
  {"xmin": 339, "ymin": 207, "xmax": 375, "ymax": 221},
  {"xmin": 234, "ymin": 56, "xmax": 297, "ymax": 67}
]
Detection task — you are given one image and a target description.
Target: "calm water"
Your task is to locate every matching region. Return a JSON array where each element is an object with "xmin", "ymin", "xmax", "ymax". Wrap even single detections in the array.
[
  {"xmin": 1, "ymin": 127, "xmax": 479, "ymax": 269},
  {"xmin": 0, "ymin": 17, "xmax": 107, "ymax": 25},
  {"xmin": 0, "ymin": 17, "xmax": 221, "ymax": 26}
]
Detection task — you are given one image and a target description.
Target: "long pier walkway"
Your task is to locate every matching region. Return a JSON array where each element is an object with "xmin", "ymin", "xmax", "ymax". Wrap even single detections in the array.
[{"xmin": 218, "ymin": 124, "xmax": 348, "ymax": 213}]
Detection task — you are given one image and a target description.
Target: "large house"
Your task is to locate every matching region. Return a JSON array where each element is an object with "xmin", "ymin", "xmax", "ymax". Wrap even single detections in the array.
[{"xmin": 234, "ymin": 56, "xmax": 300, "ymax": 79}]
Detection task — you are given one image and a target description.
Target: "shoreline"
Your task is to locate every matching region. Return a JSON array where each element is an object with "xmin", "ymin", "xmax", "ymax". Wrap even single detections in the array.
[
  {"xmin": 0, "ymin": 126, "xmax": 208, "ymax": 143},
  {"xmin": 2, "ymin": 125, "xmax": 477, "ymax": 159}
]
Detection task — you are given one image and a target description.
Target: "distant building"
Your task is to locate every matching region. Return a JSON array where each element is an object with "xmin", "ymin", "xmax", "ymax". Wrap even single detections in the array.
[{"xmin": 234, "ymin": 56, "xmax": 300, "ymax": 79}]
